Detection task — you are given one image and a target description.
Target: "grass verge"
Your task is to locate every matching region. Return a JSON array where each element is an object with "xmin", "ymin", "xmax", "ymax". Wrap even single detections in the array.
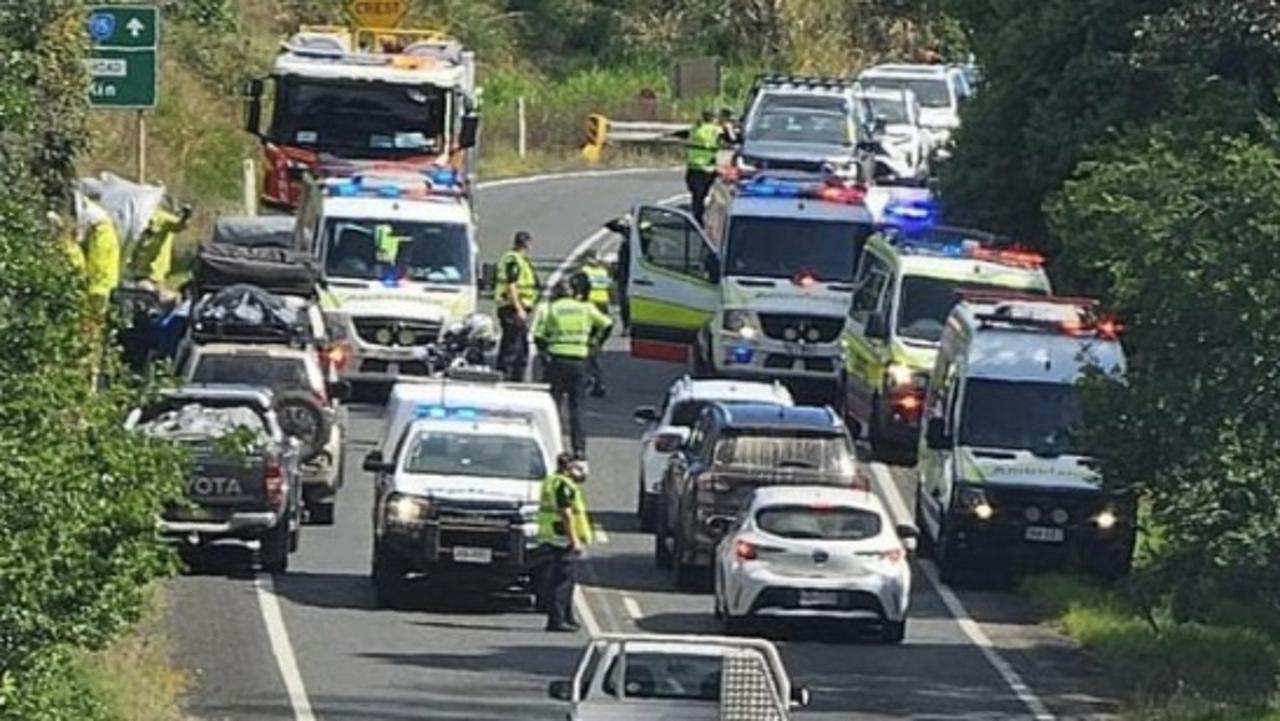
[
  {"xmin": 1024, "ymin": 574, "xmax": 1279, "ymax": 720},
  {"xmin": 77, "ymin": 588, "xmax": 187, "ymax": 721}
]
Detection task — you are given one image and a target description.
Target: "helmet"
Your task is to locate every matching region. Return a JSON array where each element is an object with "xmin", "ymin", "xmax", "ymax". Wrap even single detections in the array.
[{"xmin": 462, "ymin": 312, "xmax": 497, "ymax": 345}]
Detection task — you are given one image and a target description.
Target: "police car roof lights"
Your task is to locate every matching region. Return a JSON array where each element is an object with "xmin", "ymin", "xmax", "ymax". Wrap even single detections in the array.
[
  {"xmin": 883, "ymin": 196, "xmax": 940, "ymax": 226},
  {"xmin": 959, "ymin": 292, "xmax": 1122, "ymax": 340},
  {"xmin": 319, "ymin": 167, "xmax": 465, "ymax": 201},
  {"xmin": 736, "ymin": 174, "xmax": 867, "ymax": 205},
  {"xmin": 884, "ymin": 225, "xmax": 1044, "ymax": 268},
  {"xmin": 413, "ymin": 404, "xmax": 536, "ymax": 424}
]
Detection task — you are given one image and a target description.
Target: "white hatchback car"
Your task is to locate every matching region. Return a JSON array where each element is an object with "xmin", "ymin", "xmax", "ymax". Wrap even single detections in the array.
[
  {"xmin": 713, "ymin": 485, "xmax": 916, "ymax": 643},
  {"xmin": 632, "ymin": 375, "xmax": 793, "ymax": 531}
]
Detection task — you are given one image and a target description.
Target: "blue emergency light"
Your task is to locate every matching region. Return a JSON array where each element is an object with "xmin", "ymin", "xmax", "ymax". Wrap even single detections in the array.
[
  {"xmin": 727, "ymin": 346, "xmax": 754, "ymax": 364},
  {"xmin": 415, "ymin": 405, "xmax": 483, "ymax": 420},
  {"xmin": 883, "ymin": 197, "xmax": 939, "ymax": 226},
  {"xmin": 426, "ymin": 167, "xmax": 459, "ymax": 187}
]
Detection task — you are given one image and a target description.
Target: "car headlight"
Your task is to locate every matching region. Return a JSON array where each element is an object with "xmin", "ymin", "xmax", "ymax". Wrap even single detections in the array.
[
  {"xmin": 385, "ymin": 493, "xmax": 430, "ymax": 524},
  {"xmin": 1095, "ymin": 509, "xmax": 1118, "ymax": 530},
  {"xmin": 721, "ymin": 310, "xmax": 758, "ymax": 340},
  {"xmin": 955, "ymin": 486, "xmax": 993, "ymax": 520}
]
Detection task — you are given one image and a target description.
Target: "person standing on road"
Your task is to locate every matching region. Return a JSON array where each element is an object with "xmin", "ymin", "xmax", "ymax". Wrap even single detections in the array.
[
  {"xmin": 536, "ymin": 454, "xmax": 594, "ymax": 632},
  {"xmin": 575, "ymin": 250, "xmax": 613, "ymax": 398},
  {"xmin": 495, "ymin": 231, "xmax": 540, "ymax": 381},
  {"xmin": 718, "ymin": 108, "xmax": 741, "ymax": 146},
  {"xmin": 684, "ymin": 110, "xmax": 721, "ymax": 226},
  {"xmin": 535, "ymin": 279, "xmax": 613, "ymax": 458}
]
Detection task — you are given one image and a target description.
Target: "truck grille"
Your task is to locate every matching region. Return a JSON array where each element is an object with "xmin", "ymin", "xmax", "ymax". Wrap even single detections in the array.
[
  {"xmin": 758, "ymin": 314, "xmax": 844, "ymax": 344},
  {"xmin": 353, "ymin": 318, "xmax": 441, "ymax": 347}
]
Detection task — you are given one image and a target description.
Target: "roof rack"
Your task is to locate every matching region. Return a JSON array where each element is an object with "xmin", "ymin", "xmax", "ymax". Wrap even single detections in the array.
[{"xmin": 753, "ymin": 73, "xmax": 858, "ymax": 91}]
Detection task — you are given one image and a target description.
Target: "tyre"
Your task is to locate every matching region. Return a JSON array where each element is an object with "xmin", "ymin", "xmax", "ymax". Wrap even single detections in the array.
[
  {"xmin": 289, "ymin": 527, "xmax": 300, "ymax": 553},
  {"xmin": 274, "ymin": 391, "xmax": 331, "ymax": 463},
  {"xmin": 260, "ymin": 523, "xmax": 290, "ymax": 574},
  {"xmin": 937, "ymin": 525, "xmax": 970, "ymax": 587},
  {"xmin": 672, "ymin": 533, "xmax": 702, "ymax": 591},
  {"xmin": 691, "ymin": 341, "xmax": 712, "ymax": 378},
  {"xmin": 880, "ymin": 619, "xmax": 907, "ymax": 644},
  {"xmin": 371, "ymin": 544, "xmax": 409, "ymax": 609},
  {"xmin": 638, "ymin": 478, "xmax": 657, "ymax": 532}
]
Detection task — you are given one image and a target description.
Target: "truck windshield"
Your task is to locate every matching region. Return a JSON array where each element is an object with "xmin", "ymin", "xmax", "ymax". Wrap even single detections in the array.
[
  {"xmin": 725, "ymin": 218, "xmax": 869, "ymax": 283},
  {"xmin": 897, "ymin": 277, "xmax": 1045, "ymax": 343},
  {"xmin": 863, "ymin": 97, "xmax": 910, "ymax": 125},
  {"xmin": 191, "ymin": 355, "xmax": 310, "ymax": 392},
  {"xmin": 603, "ymin": 653, "xmax": 722, "ymax": 701},
  {"xmin": 714, "ymin": 431, "xmax": 854, "ymax": 473},
  {"xmin": 403, "ymin": 431, "xmax": 546, "ymax": 480},
  {"xmin": 757, "ymin": 504, "xmax": 882, "ymax": 540},
  {"xmin": 270, "ymin": 78, "xmax": 447, "ymax": 155},
  {"xmin": 959, "ymin": 379, "xmax": 1084, "ymax": 456},
  {"xmin": 862, "ymin": 77, "xmax": 951, "ymax": 109},
  {"xmin": 747, "ymin": 107, "xmax": 852, "ymax": 146},
  {"xmin": 324, "ymin": 218, "xmax": 470, "ymax": 284}
]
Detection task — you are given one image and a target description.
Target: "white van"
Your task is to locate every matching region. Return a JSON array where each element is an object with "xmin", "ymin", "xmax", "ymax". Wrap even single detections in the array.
[{"xmin": 915, "ymin": 293, "xmax": 1134, "ymax": 581}]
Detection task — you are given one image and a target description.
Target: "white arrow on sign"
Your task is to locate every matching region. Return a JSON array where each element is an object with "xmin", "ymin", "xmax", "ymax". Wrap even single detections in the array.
[{"xmin": 126, "ymin": 18, "xmax": 145, "ymax": 38}]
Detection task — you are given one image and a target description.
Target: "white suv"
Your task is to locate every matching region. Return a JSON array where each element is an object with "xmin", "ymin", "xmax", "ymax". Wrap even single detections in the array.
[
  {"xmin": 858, "ymin": 64, "xmax": 972, "ymax": 156},
  {"xmin": 632, "ymin": 375, "xmax": 793, "ymax": 531}
]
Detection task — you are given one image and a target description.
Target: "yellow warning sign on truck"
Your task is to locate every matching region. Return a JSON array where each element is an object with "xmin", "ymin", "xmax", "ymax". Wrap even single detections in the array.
[{"xmin": 347, "ymin": 0, "xmax": 410, "ymax": 29}]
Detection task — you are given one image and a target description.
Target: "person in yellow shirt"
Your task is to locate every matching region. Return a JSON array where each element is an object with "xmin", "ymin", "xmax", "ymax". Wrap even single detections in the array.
[
  {"xmin": 130, "ymin": 205, "xmax": 190, "ymax": 289},
  {"xmin": 74, "ymin": 191, "xmax": 121, "ymax": 313},
  {"xmin": 535, "ymin": 454, "xmax": 593, "ymax": 632}
]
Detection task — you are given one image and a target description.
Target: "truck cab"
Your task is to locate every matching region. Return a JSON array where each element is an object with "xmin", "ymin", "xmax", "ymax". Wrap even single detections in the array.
[
  {"xmin": 916, "ymin": 293, "xmax": 1134, "ymax": 582},
  {"xmin": 363, "ymin": 376, "xmax": 561, "ymax": 606},
  {"xmin": 245, "ymin": 27, "xmax": 479, "ymax": 210},
  {"xmin": 841, "ymin": 224, "xmax": 1051, "ymax": 463},
  {"xmin": 622, "ymin": 174, "xmax": 875, "ymax": 401},
  {"xmin": 297, "ymin": 168, "xmax": 478, "ymax": 387}
]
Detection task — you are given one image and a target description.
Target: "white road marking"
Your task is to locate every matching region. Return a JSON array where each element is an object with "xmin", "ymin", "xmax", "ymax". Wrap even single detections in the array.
[
  {"xmin": 475, "ymin": 166, "xmax": 679, "ymax": 191},
  {"xmin": 254, "ymin": 575, "xmax": 317, "ymax": 721},
  {"xmin": 573, "ymin": 586, "xmax": 604, "ymax": 638},
  {"xmin": 545, "ymin": 191, "xmax": 688, "ymax": 286},
  {"xmin": 621, "ymin": 594, "xmax": 644, "ymax": 621},
  {"xmin": 592, "ymin": 524, "xmax": 610, "ymax": 544},
  {"xmin": 867, "ymin": 462, "xmax": 1057, "ymax": 721}
]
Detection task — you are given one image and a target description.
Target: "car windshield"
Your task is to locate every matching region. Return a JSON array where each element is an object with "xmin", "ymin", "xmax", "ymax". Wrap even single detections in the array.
[
  {"xmin": 747, "ymin": 107, "xmax": 852, "ymax": 146},
  {"xmin": 757, "ymin": 504, "xmax": 882, "ymax": 540},
  {"xmin": 725, "ymin": 217, "xmax": 869, "ymax": 283},
  {"xmin": 959, "ymin": 380, "xmax": 1085, "ymax": 456},
  {"xmin": 603, "ymin": 652, "xmax": 722, "ymax": 702},
  {"xmin": 270, "ymin": 78, "xmax": 446, "ymax": 155},
  {"xmin": 897, "ymin": 277, "xmax": 1046, "ymax": 343},
  {"xmin": 714, "ymin": 431, "xmax": 854, "ymax": 473},
  {"xmin": 863, "ymin": 77, "xmax": 951, "ymax": 109},
  {"xmin": 402, "ymin": 430, "xmax": 546, "ymax": 480},
  {"xmin": 191, "ymin": 355, "xmax": 310, "ymax": 392},
  {"xmin": 864, "ymin": 97, "xmax": 910, "ymax": 125},
  {"xmin": 323, "ymin": 218, "xmax": 470, "ymax": 284}
]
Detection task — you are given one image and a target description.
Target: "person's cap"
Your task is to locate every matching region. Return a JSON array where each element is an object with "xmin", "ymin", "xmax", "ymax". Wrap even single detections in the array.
[
  {"xmin": 701, "ymin": 109, "xmax": 715, "ymax": 122},
  {"xmin": 514, "ymin": 230, "xmax": 533, "ymax": 247},
  {"xmin": 719, "ymin": 108, "xmax": 735, "ymax": 119}
]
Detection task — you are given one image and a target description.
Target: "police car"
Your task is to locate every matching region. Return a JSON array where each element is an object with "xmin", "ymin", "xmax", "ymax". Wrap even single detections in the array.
[
  {"xmin": 841, "ymin": 222, "xmax": 1051, "ymax": 462},
  {"xmin": 618, "ymin": 174, "xmax": 876, "ymax": 402},
  {"xmin": 296, "ymin": 165, "xmax": 479, "ymax": 389},
  {"xmin": 916, "ymin": 293, "xmax": 1134, "ymax": 582},
  {"xmin": 361, "ymin": 376, "xmax": 561, "ymax": 606}
]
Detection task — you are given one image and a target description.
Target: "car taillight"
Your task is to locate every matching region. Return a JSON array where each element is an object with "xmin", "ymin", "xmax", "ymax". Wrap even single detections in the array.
[
  {"xmin": 880, "ymin": 548, "xmax": 905, "ymax": 564},
  {"xmin": 264, "ymin": 462, "xmax": 285, "ymax": 510},
  {"xmin": 735, "ymin": 540, "xmax": 758, "ymax": 561}
]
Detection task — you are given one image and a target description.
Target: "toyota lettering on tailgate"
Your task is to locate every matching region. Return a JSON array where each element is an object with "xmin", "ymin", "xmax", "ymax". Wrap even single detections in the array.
[{"xmin": 191, "ymin": 476, "xmax": 245, "ymax": 496}]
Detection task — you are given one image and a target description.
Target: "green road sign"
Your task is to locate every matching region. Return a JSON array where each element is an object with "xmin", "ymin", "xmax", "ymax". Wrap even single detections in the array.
[{"xmin": 87, "ymin": 5, "xmax": 159, "ymax": 109}]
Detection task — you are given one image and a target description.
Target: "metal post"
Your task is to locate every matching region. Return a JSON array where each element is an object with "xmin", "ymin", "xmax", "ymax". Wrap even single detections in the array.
[
  {"xmin": 136, "ymin": 110, "xmax": 147, "ymax": 183},
  {"xmin": 242, "ymin": 158, "xmax": 258, "ymax": 216},
  {"xmin": 517, "ymin": 95, "xmax": 527, "ymax": 159}
]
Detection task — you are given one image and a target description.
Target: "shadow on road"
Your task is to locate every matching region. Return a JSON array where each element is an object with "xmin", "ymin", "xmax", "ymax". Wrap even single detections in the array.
[
  {"xmin": 359, "ymin": 642, "xmax": 578, "ymax": 678},
  {"xmin": 272, "ymin": 570, "xmax": 537, "ymax": 616}
]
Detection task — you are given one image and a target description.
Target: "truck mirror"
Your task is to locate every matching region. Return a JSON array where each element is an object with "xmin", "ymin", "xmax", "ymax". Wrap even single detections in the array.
[
  {"xmin": 790, "ymin": 686, "xmax": 812, "ymax": 708},
  {"xmin": 896, "ymin": 523, "xmax": 920, "ymax": 540},
  {"xmin": 244, "ymin": 78, "xmax": 264, "ymax": 137},
  {"xmin": 459, "ymin": 113, "xmax": 480, "ymax": 149},
  {"xmin": 864, "ymin": 311, "xmax": 888, "ymax": 340},
  {"xmin": 925, "ymin": 418, "xmax": 951, "ymax": 450},
  {"xmin": 653, "ymin": 428, "xmax": 690, "ymax": 453},
  {"xmin": 363, "ymin": 450, "xmax": 388, "ymax": 474},
  {"xmin": 548, "ymin": 679, "xmax": 573, "ymax": 701}
]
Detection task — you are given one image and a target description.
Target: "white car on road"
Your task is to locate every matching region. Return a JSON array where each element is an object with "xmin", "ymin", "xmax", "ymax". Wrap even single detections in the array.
[
  {"xmin": 632, "ymin": 375, "xmax": 793, "ymax": 531},
  {"xmin": 714, "ymin": 485, "xmax": 916, "ymax": 643}
]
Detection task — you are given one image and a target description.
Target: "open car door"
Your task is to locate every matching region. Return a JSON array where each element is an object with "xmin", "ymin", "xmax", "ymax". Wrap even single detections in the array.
[{"xmin": 624, "ymin": 205, "xmax": 719, "ymax": 362}]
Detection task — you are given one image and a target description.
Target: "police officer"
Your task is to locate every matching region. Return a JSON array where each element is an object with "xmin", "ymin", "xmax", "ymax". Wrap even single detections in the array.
[
  {"xmin": 684, "ymin": 110, "xmax": 721, "ymax": 226},
  {"xmin": 495, "ymin": 231, "xmax": 540, "ymax": 381},
  {"xmin": 576, "ymin": 251, "xmax": 612, "ymax": 398},
  {"xmin": 536, "ymin": 453, "xmax": 593, "ymax": 632},
  {"xmin": 535, "ymin": 279, "xmax": 612, "ymax": 458}
]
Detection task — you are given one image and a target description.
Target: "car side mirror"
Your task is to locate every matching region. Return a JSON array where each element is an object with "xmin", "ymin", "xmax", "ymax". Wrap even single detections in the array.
[
  {"xmin": 548, "ymin": 679, "xmax": 573, "ymax": 701},
  {"xmin": 633, "ymin": 406, "xmax": 659, "ymax": 425},
  {"xmin": 478, "ymin": 261, "xmax": 497, "ymax": 292},
  {"xmin": 244, "ymin": 78, "xmax": 264, "ymax": 137},
  {"xmin": 864, "ymin": 312, "xmax": 888, "ymax": 340},
  {"xmin": 605, "ymin": 217, "xmax": 631, "ymax": 235},
  {"xmin": 459, "ymin": 113, "xmax": 480, "ymax": 149},
  {"xmin": 363, "ymin": 450, "xmax": 390, "ymax": 474},
  {"xmin": 653, "ymin": 428, "xmax": 691, "ymax": 453},
  {"xmin": 925, "ymin": 418, "xmax": 951, "ymax": 450},
  {"xmin": 327, "ymin": 380, "xmax": 351, "ymax": 403},
  {"xmin": 790, "ymin": 685, "xmax": 812, "ymax": 708}
]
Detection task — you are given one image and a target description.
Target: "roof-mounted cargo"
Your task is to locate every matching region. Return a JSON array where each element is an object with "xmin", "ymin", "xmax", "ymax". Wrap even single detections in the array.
[{"xmin": 752, "ymin": 73, "xmax": 859, "ymax": 92}]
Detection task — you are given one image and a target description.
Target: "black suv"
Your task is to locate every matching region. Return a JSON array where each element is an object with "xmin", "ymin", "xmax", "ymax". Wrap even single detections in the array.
[{"xmin": 654, "ymin": 402, "xmax": 865, "ymax": 589}]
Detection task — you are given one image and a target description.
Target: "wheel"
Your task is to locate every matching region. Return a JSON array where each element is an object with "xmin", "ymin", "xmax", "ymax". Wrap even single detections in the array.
[
  {"xmin": 638, "ymin": 478, "xmax": 657, "ymax": 532},
  {"xmin": 274, "ymin": 391, "xmax": 331, "ymax": 463},
  {"xmin": 914, "ymin": 484, "xmax": 936, "ymax": 559},
  {"xmin": 937, "ymin": 524, "xmax": 970, "ymax": 587},
  {"xmin": 260, "ymin": 523, "xmax": 290, "ymax": 574},
  {"xmin": 880, "ymin": 619, "xmax": 907, "ymax": 644},
  {"xmin": 306, "ymin": 495, "xmax": 336, "ymax": 526},
  {"xmin": 289, "ymin": 527, "xmax": 300, "ymax": 553},
  {"xmin": 371, "ymin": 543, "xmax": 409, "ymax": 609}
]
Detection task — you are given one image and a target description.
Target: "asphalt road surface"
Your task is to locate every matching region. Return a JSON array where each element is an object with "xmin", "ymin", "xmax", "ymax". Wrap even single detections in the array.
[{"xmin": 170, "ymin": 169, "xmax": 1121, "ymax": 721}]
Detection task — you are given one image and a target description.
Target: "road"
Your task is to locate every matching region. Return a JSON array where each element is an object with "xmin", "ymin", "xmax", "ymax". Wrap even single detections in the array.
[{"xmin": 171, "ymin": 169, "xmax": 1119, "ymax": 721}]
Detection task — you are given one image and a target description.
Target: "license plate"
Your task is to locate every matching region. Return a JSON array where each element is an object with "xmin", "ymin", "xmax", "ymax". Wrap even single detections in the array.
[
  {"xmin": 797, "ymin": 590, "xmax": 839, "ymax": 607},
  {"xmin": 1024, "ymin": 526, "xmax": 1065, "ymax": 543},
  {"xmin": 452, "ymin": 546, "xmax": 493, "ymax": 564}
]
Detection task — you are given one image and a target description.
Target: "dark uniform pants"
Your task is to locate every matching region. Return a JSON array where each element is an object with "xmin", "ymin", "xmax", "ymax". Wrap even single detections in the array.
[
  {"xmin": 539, "ymin": 544, "xmax": 578, "ymax": 628},
  {"xmin": 685, "ymin": 168, "xmax": 716, "ymax": 226},
  {"xmin": 587, "ymin": 302, "xmax": 609, "ymax": 393},
  {"xmin": 546, "ymin": 355, "xmax": 587, "ymax": 455},
  {"xmin": 497, "ymin": 305, "xmax": 530, "ymax": 382}
]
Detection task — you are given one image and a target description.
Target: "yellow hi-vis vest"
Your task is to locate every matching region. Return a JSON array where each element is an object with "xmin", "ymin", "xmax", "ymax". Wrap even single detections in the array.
[
  {"xmin": 84, "ymin": 217, "xmax": 120, "ymax": 303},
  {"xmin": 494, "ymin": 249, "xmax": 538, "ymax": 308},
  {"xmin": 686, "ymin": 121, "xmax": 720, "ymax": 172},
  {"xmin": 535, "ymin": 297, "xmax": 612, "ymax": 359},
  {"xmin": 581, "ymin": 261, "xmax": 611, "ymax": 307},
  {"xmin": 537, "ymin": 473, "xmax": 593, "ymax": 547},
  {"xmin": 129, "ymin": 208, "xmax": 181, "ymax": 285}
]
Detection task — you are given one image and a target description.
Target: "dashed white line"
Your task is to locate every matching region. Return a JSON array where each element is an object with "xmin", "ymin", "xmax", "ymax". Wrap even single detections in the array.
[
  {"xmin": 621, "ymin": 594, "xmax": 644, "ymax": 622},
  {"xmin": 867, "ymin": 462, "xmax": 1057, "ymax": 721},
  {"xmin": 254, "ymin": 574, "xmax": 317, "ymax": 721},
  {"xmin": 592, "ymin": 524, "xmax": 610, "ymax": 544}
]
